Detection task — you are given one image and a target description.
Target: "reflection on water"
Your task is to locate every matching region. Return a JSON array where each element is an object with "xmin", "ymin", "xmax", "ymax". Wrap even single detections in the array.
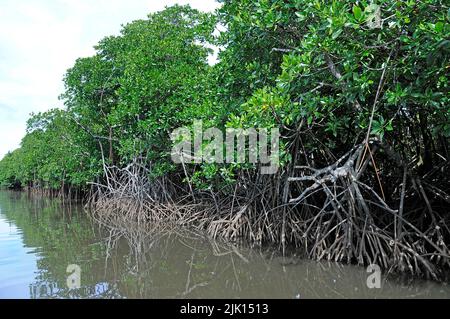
[{"xmin": 0, "ymin": 191, "xmax": 449, "ymax": 299}]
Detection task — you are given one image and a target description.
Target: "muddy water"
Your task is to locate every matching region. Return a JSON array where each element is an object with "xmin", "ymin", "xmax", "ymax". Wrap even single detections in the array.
[{"xmin": 0, "ymin": 191, "xmax": 448, "ymax": 299}]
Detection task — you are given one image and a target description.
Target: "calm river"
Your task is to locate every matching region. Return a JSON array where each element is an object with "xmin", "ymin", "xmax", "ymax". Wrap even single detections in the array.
[{"xmin": 0, "ymin": 190, "xmax": 448, "ymax": 299}]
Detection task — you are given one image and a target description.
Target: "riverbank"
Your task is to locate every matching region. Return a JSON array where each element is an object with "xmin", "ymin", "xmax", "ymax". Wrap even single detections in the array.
[
  {"xmin": 5, "ymin": 165, "xmax": 450, "ymax": 284},
  {"xmin": 1, "ymin": 190, "xmax": 449, "ymax": 299},
  {"xmin": 86, "ymin": 156, "xmax": 450, "ymax": 282}
]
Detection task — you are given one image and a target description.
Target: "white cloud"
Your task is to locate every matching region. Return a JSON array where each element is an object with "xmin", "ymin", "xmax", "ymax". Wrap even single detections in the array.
[{"xmin": 0, "ymin": 0, "xmax": 220, "ymax": 159}]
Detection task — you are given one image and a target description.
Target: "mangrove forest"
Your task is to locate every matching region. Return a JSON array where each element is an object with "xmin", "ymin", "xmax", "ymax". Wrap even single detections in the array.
[{"xmin": 0, "ymin": 0, "xmax": 449, "ymax": 282}]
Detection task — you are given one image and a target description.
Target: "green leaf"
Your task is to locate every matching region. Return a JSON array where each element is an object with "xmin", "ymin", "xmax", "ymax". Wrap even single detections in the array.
[
  {"xmin": 295, "ymin": 12, "xmax": 306, "ymax": 21},
  {"xmin": 332, "ymin": 28, "xmax": 343, "ymax": 39},
  {"xmin": 386, "ymin": 120, "xmax": 394, "ymax": 132},
  {"xmin": 353, "ymin": 6, "xmax": 362, "ymax": 21}
]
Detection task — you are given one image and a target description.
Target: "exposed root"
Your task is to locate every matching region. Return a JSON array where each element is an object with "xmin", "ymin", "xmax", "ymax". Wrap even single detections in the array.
[
  {"xmin": 286, "ymin": 140, "xmax": 450, "ymax": 280},
  {"xmin": 88, "ymin": 142, "xmax": 450, "ymax": 281}
]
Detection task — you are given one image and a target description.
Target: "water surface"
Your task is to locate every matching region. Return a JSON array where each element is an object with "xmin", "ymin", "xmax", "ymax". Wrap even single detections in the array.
[{"xmin": 0, "ymin": 191, "xmax": 448, "ymax": 299}]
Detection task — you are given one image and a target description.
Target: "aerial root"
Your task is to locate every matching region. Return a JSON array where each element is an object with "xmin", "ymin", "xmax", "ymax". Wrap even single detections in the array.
[{"xmin": 88, "ymin": 143, "xmax": 450, "ymax": 280}]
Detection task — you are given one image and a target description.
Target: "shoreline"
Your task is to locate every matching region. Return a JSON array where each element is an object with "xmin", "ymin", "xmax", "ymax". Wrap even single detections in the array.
[{"xmin": 2, "ymin": 188, "xmax": 450, "ymax": 284}]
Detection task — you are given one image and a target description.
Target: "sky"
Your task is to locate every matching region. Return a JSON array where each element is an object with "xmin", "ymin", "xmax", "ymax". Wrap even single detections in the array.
[{"xmin": 0, "ymin": 0, "xmax": 220, "ymax": 160}]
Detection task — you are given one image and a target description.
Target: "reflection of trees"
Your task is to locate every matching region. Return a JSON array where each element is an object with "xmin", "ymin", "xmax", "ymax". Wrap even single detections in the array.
[
  {"xmin": 1, "ymin": 191, "xmax": 448, "ymax": 299},
  {"xmin": 101, "ymin": 217, "xmax": 450, "ymax": 299},
  {"xmin": 0, "ymin": 191, "xmax": 122, "ymax": 299}
]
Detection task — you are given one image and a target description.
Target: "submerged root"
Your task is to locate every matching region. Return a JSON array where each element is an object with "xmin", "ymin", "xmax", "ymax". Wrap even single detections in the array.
[
  {"xmin": 287, "ymin": 141, "xmax": 450, "ymax": 280},
  {"xmin": 88, "ymin": 143, "xmax": 450, "ymax": 281}
]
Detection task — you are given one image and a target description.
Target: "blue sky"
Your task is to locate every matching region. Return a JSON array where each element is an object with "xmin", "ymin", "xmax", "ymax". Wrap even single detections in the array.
[{"xmin": 0, "ymin": 0, "xmax": 220, "ymax": 159}]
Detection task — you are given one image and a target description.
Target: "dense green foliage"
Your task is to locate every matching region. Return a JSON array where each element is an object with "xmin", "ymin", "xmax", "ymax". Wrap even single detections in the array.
[
  {"xmin": 222, "ymin": 0, "xmax": 449, "ymax": 165},
  {"xmin": 0, "ymin": 1, "xmax": 449, "ymax": 277},
  {"xmin": 1, "ymin": 5, "xmax": 216, "ymax": 189},
  {"xmin": 0, "ymin": 0, "xmax": 448, "ymax": 206}
]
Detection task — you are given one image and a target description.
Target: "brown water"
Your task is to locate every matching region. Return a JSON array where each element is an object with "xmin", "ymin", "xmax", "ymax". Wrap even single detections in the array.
[{"xmin": 0, "ymin": 190, "xmax": 448, "ymax": 299}]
